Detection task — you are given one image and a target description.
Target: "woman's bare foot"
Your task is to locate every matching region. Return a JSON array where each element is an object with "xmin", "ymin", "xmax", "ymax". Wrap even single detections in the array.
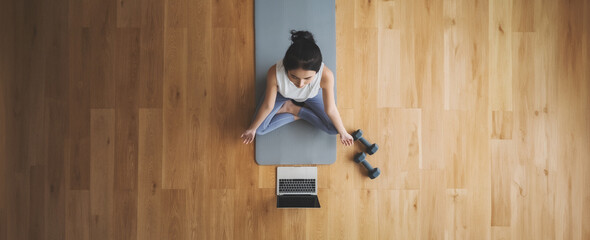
[{"xmin": 277, "ymin": 100, "xmax": 302, "ymax": 120}]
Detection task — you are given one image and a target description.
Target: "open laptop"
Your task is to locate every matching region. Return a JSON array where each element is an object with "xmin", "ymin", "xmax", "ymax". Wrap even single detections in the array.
[{"xmin": 276, "ymin": 167, "xmax": 320, "ymax": 208}]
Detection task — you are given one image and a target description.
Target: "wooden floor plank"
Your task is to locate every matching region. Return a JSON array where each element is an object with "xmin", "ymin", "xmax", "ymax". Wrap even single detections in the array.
[
  {"xmin": 356, "ymin": 190, "xmax": 378, "ymax": 240},
  {"xmin": 443, "ymin": 110, "xmax": 466, "ymax": 189},
  {"xmin": 233, "ymin": 189, "xmax": 257, "ymax": 240},
  {"xmin": 0, "ymin": 208, "xmax": 5, "ymax": 240},
  {"xmin": 378, "ymin": 0, "xmax": 400, "ymax": 30},
  {"xmin": 207, "ymin": 190, "xmax": 234, "ymax": 240},
  {"xmin": 335, "ymin": 0, "xmax": 355, "ymax": 109},
  {"xmin": 90, "ymin": 109, "xmax": 115, "ymax": 240},
  {"xmin": 186, "ymin": 0, "xmax": 212, "ymax": 111},
  {"xmin": 88, "ymin": 29, "xmax": 116, "ymax": 109},
  {"xmin": 490, "ymin": 110, "xmax": 513, "ymax": 140},
  {"xmin": 165, "ymin": 0, "xmax": 187, "ymax": 29},
  {"xmin": 488, "ymin": 0, "xmax": 513, "ymax": 111},
  {"xmin": 46, "ymin": 99, "xmax": 68, "ymax": 240},
  {"xmin": 66, "ymin": 190, "xmax": 90, "ymax": 240},
  {"xmin": 491, "ymin": 226, "xmax": 511, "ymax": 240},
  {"xmin": 399, "ymin": 0, "xmax": 418, "ymax": 108},
  {"xmin": 212, "ymin": 0, "xmax": 236, "ymax": 28},
  {"xmin": 281, "ymin": 208, "xmax": 306, "ymax": 240},
  {"xmin": 7, "ymin": 173, "xmax": 29, "ymax": 239},
  {"xmin": 114, "ymin": 28, "xmax": 140, "ymax": 191},
  {"xmin": 554, "ymin": 1, "xmax": 587, "ymax": 238},
  {"xmin": 69, "ymin": 17, "xmax": 91, "ymax": 190},
  {"xmin": 161, "ymin": 189, "xmax": 187, "ymax": 240},
  {"xmin": 378, "ymin": 190, "xmax": 419, "ymax": 240},
  {"xmin": 29, "ymin": 166, "xmax": 46, "ymax": 240},
  {"xmin": 209, "ymin": 27, "xmax": 237, "ymax": 190},
  {"xmin": 328, "ymin": 190, "xmax": 357, "ymax": 240},
  {"xmin": 445, "ymin": 188, "xmax": 468, "ymax": 240},
  {"xmin": 414, "ymin": 0, "xmax": 445, "ymax": 170},
  {"xmin": 377, "ymin": 108, "xmax": 421, "ymax": 190},
  {"xmin": 377, "ymin": 29, "xmax": 401, "ymax": 108},
  {"xmin": 113, "ymin": 190, "xmax": 137, "ymax": 240},
  {"xmin": 116, "ymin": 0, "xmax": 141, "ymax": 28},
  {"xmin": 138, "ymin": 108, "xmax": 162, "ymax": 240},
  {"xmin": 582, "ymin": 24, "xmax": 590, "ymax": 240},
  {"xmin": 139, "ymin": 0, "xmax": 164, "ymax": 108},
  {"xmin": 305, "ymin": 189, "xmax": 330, "ymax": 240},
  {"xmin": 418, "ymin": 170, "xmax": 446, "ymax": 240},
  {"xmin": 512, "ymin": 0, "xmax": 535, "ymax": 32},
  {"xmin": 256, "ymin": 189, "xmax": 282, "ymax": 239},
  {"xmin": 162, "ymin": 27, "xmax": 188, "ymax": 189},
  {"xmin": 354, "ymin": 0, "xmax": 377, "ymax": 29},
  {"xmin": 512, "ymin": 31, "xmax": 557, "ymax": 240},
  {"xmin": 490, "ymin": 140, "xmax": 515, "ymax": 226}
]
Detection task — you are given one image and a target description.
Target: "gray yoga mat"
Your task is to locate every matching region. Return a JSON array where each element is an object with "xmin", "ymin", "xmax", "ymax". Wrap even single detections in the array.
[{"xmin": 254, "ymin": 0, "xmax": 337, "ymax": 165}]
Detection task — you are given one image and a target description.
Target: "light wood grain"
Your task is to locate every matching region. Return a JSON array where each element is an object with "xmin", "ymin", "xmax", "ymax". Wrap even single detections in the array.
[
  {"xmin": 444, "ymin": 110, "xmax": 466, "ymax": 189},
  {"xmin": 489, "ymin": 0, "xmax": 513, "ymax": 111},
  {"xmin": 379, "ymin": 190, "xmax": 419, "ymax": 240},
  {"xmin": 491, "ymin": 110, "xmax": 513, "ymax": 139},
  {"xmin": 446, "ymin": 188, "xmax": 468, "ymax": 239},
  {"xmin": 378, "ymin": 29, "xmax": 401, "ymax": 108},
  {"xmin": 419, "ymin": 170, "xmax": 446, "ymax": 239},
  {"xmin": 378, "ymin": 108, "xmax": 421, "ymax": 190},
  {"xmin": 512, "ymin": 0, "xmax": 534, "ymax": 32},
  {"xmin": 2, "ymin": 0, "xmax": 590, "ymax": 239},
  {"xmin": 491, "ymin": 140, "xmax": 515, "ymax": 226}
]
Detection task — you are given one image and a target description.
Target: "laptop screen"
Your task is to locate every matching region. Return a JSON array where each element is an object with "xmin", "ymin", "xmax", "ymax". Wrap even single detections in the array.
[{"xmin": 277, "ymin": 195, "xmax": 320, "ymax": 208}]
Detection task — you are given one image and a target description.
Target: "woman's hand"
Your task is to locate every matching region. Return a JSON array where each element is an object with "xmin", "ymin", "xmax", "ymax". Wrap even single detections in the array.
[
  {"xmin": 241, "ymin": 128, "xmax": 256, "ymax": 144},
  {"xmin": 340, "ymin": 132, "xmax": 354, "ymax": 146}
]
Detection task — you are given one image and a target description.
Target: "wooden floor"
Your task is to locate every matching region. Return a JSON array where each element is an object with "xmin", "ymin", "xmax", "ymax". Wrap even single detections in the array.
[{"xmin": 1, "ymin": 0, "xmax": 589, "ymax": 239}]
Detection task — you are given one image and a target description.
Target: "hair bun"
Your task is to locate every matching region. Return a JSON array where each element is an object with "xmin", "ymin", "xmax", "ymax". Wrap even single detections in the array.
[{"xmin": 290, "ymin": 30, "xmax": 316, "ymax": 43}]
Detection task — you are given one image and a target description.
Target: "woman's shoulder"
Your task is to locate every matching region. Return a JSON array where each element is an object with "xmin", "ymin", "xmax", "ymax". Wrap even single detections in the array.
[
  {"xmin": 266, "ymin": 64, "xmax": 278, "ymax": 85},
  {"xmin": 320, "ymin": 65, "xmax": 334, "ymax": 88},
  {"xmin": 321, "ymin": 65, "xmax": 333, "ymax": 78},
  {"xmin": 268, "ymin": 64, "xmax": 277, "ymax": 73}
]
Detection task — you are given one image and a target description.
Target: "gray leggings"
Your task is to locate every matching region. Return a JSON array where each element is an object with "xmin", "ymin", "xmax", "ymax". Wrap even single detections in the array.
[{"xmin": 256, "ymin": 89, "xmax": 338, "ymax": 135}]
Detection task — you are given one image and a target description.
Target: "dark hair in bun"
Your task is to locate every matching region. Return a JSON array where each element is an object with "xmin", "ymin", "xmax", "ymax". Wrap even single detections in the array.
[{"xmin": 283, "ymin": 30, "xmax": 323, "ymax": 72}]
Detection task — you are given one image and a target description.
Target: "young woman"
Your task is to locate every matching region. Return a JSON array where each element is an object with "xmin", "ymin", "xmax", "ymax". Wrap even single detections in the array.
[{"xmin": 241, "ymin": 30, "xmax": 353, "ymax": 146}]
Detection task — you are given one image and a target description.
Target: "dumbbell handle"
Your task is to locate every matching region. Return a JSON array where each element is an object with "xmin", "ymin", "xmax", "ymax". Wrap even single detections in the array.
[
  {"xmin": 360, "ymin": 159, "xmax": 375, "ymax": 171},
  {"xmin": 358, "ymin": 137, "xmax": 371, "ymax": 147}
]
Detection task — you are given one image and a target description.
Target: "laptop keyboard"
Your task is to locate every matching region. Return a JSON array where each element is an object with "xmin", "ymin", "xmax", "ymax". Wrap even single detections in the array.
[{"xmin": 279, "ymin": 179, "xmax": 316, "ymax": 194}]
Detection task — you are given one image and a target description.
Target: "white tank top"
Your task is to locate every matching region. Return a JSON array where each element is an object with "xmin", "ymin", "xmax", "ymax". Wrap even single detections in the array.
[{"xmin": 275, "ymin": 59, "xmax": 324, "ymax": 102}]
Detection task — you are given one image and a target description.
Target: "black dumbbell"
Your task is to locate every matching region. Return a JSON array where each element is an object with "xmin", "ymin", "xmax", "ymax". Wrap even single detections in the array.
[
  {"xmin": 352, "ymin": 129, "xmax": 379, "ymax": 155},
  {"xmin": 354, "ymin": 152, "xmax": 381, "ymax": 179}
]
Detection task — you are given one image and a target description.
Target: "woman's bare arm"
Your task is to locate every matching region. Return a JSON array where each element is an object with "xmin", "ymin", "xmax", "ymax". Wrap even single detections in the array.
[
  {"xmin": 320, "ymin": 67, "xmax": 353, "ymax": 146},
  {"xmin": 248, "ymin": 65, "xmax": 278, "ymax": 130},
  {"xmin": 241, "ymin": 65, "xmax": 278, "ymax": 144}
]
